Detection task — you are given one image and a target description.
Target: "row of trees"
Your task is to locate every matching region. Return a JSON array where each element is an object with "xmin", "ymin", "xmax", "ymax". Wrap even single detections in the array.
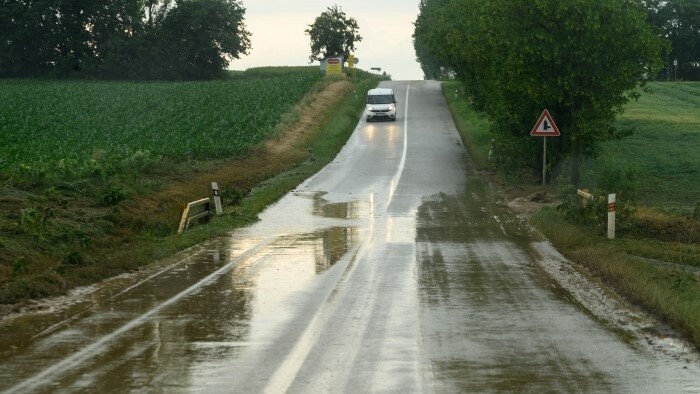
[
  {"xmin": 0, "ymin": 0, "xmax": 251, "ymax": 79},
  {"xmin": 646, "ymin": 0, "xmax": 700, "ymax": 81},
  {"xmin": 414, "ymin": 0, "xmax": 668, "ymax": 186}
]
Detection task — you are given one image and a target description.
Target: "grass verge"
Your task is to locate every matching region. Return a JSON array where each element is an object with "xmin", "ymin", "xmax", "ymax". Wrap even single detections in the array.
[
  {"xmin": 442, "ymin": 80, "xmax": 700, "ymax": 349},
  {"xmin": 532, "ymin": 208, "xmax": 700, "ymax": 348}
]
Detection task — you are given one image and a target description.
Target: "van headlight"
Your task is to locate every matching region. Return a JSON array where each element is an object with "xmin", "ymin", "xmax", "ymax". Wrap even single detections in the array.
[
  {"xmin": 367, "ymin": 105, "xmax": 374, "ymax": 111},
  {"xmin": 389, "ymin": 104, "xmax": 396, "ymax": 111}
]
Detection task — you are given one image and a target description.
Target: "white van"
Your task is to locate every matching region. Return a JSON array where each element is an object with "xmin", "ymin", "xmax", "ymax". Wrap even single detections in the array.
[{"xmin": 365, "ymin": 88, "xmax": 397, "ymax": 122}]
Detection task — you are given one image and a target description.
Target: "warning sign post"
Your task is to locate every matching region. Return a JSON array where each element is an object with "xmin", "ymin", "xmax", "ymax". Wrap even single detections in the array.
[{"xmin": 530, "ymin": 109, "xmax": 560, "ymax": 186}]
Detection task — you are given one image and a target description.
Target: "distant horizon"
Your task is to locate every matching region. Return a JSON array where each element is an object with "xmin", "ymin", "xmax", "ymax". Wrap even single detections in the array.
[{"xmin": 234, "ymin": 1, "xmax": 425, "ymax": 81}]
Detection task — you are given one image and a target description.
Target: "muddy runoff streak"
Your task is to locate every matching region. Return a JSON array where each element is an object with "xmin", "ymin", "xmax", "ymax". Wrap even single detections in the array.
[{"xmin": 1, "ymin": 81, "xmax": 699, "ymax": 392}]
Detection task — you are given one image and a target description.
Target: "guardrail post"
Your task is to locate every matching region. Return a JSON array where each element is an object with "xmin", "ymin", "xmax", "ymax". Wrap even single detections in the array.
[{"xmin": 211, "ymin": 182, "xmax": 223, "ymax": 215}]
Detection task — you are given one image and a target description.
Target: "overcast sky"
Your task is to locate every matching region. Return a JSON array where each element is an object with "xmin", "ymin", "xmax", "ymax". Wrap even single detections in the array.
[{"xmin": 234, "ymin": 1, "xmax": 424, "ymax": 81}]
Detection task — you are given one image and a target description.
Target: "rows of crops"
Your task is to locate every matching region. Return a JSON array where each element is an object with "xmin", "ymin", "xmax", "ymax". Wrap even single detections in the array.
[{"xmin": 0, "ymin": 67, "xmax": 323, "ymax": 181}]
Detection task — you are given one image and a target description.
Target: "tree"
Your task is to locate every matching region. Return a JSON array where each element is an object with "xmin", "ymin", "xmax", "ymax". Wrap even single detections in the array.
[
  {"xmin": 305, "ymin": 5, "xmax": 361, "ymax": 63},
  {"xmin": 158, "ymin": 0, "xmax": 251, "ymax": 79},
  {"xmin": 646, "ymin": 0, "xmax": 700, "ymax": 80},
  {"xmin": 413, "ymin": 0, "xmax": 665, "ymax": 186},
  {"xmin": 413, "ymin": 0, "xmax": 453, "ymax": 80},
  {"xmin": 0, "ymin": 0, "xmax": 251, "ymax": 80}
]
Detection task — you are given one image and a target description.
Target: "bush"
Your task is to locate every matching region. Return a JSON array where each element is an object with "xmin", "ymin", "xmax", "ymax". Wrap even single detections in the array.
[{"xmin": 557, "ymin": 184, "xmax": 636, "ymax": 234}]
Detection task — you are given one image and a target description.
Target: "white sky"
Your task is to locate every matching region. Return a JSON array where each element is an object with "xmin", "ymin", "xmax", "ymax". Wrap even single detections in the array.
[{"xmin": 234, "ymin": 1, "xmax": 424, "ymax": 81}]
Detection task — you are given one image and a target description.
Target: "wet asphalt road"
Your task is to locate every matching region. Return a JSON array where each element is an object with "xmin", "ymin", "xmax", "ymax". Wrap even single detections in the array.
[{"xmin": 1, "ymin": 81, "xmax": 699, "ymax": 393}]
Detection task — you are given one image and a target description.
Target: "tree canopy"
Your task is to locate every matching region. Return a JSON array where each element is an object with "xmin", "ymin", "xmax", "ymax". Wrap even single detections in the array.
[
  {"xmin": 305, "ymin": 5, "xmax": 361, "ymax": 63},
  {"xmin": 646, "ymin": 0, "xmax": 700, "ymax": 80},
  {"xmin": 0, "ymin": 0, "xmax": 251, "ymax": 80},
  {"xmin": 414, "ymin": 0, "xmax": 666, "ymax": 186}
]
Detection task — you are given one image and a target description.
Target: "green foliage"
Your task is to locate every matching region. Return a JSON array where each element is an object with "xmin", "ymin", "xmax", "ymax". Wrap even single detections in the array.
[
  {"xmin": 585, "ymin": 158, "xmax": 641, "ymax": 202},
  {"xmin": 18, "ymin": 207, "xmax": 52, "ymax": 239},
  {"xmin": 62, "ymin": 250, "xmax": 85, "ymax": 267},
  {"xmin": 646, "ymin": 0, "xmax": 700, "ymax": 80},
  {"xmin": 10, "ymin": 257, "xmax": 29, "ymax": 276},
  {"xmin": 0, "ymin": 0, "xmax": 251, "ymax": 80},
  {"xmin": 305, "ymin": 5, "xmax": 362, "ymax": 63},
  {"xmin": 441, "ymin": 82, "xmax": 492, "ymax": 167},
  {"xmin": 101, "ymin": 186, "xmax": 128, "ymax": 206},
  {"xmin": 557, "ymin": 184, "xmax": 635, "ymax": 234},
  {"xmin": 413, "ymin": 0, "xmax": 455, "ymax": 80},
  {"xmin": 156, "ymin": 0, "xmax": 251, "ymax": 80},
  {"xmin": 413, "ymin": 0, "xmax": 666, "ymax": 185}
]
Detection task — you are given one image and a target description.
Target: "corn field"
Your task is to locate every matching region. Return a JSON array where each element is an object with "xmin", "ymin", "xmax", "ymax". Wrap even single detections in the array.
[{"xmin": 0, "ymin": 68, "xmax": 323, "ymax": 182}]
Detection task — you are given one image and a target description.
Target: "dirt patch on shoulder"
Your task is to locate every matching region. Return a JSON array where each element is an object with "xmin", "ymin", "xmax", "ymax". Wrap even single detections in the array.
[
  {"xmin": 507, "ymin": 191, "xmax": 557, "ymax": 219},
  {"xmin": 121, "ymin": 79, "xmax": 355, "ymax": 233},
  {"xmin": 265, "ymin": 79, "xmax": 353, "ymax": 156}
]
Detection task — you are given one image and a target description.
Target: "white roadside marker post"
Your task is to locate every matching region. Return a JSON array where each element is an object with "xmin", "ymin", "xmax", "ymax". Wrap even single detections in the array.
[
  {"xmin": 211, "ymin": 182, "xmax": 223, "ymax": 215},
  {"xmin": 608, "ymin": 193, "xmax": 616, "ymax": 239}
]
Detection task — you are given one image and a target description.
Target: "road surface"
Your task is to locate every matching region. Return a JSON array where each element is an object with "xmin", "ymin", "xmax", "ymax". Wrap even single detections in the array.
[{"xmin": 1, "ymin": 81, "xmax": 698, "ymax": 393}]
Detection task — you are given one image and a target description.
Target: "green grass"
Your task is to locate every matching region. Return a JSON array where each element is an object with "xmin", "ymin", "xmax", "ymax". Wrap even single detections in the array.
[
  {"xmin": 533, "ymin": 208, "xmax": 700, "ymax": 349},
  {"xmin": 443, "ymin": 81, "xmax": 700, "ymax": 211},
  {"xmin": 442, "ymin": 81, "xmax": 492, "ymax": 167},
  {"xmin": 580, "ymin": 82, "xmax": 700, "ymax": 210}
]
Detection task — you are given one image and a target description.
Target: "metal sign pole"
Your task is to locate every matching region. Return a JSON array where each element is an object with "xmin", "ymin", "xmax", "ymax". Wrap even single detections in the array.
[{"xmin": 542, "ymin": 137, "xmax": 547, "ymax": 186}]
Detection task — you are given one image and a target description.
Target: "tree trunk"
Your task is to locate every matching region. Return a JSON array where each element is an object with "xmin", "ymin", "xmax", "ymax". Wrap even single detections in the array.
[{"xmin": 570, "ymin": 138, "xmax": 581, "ymax": 188}]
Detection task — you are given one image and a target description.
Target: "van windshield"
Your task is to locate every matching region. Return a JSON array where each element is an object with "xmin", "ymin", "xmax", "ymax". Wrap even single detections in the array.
[{"xmin": 367, "ymin": 95, "xmax": 394, "ymax": 105}]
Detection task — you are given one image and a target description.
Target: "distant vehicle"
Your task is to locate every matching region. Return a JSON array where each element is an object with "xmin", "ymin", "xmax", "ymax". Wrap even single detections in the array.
[{"xmin": 365, "ymin": 88, "xmax": 397, "ymax": 122}]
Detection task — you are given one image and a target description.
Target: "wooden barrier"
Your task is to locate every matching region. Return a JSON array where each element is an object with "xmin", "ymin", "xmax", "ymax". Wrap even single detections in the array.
[
  {"xmin": 577, "ymin": 189, "xmax": 593, "ymax": 201},
  {"xmin": 178, "ymin": 198, "xmax": 211, "ymax": 234}
]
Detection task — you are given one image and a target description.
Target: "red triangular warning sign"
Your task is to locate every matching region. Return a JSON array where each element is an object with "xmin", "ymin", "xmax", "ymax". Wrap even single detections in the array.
[{"xmin": 530, "ymin": 109, "xmax": 560, "ymax": 137}]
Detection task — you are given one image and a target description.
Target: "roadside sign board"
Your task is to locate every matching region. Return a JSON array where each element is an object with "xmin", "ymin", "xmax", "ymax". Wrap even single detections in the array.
[
  {"xmin": 530, "ymin": 109, "xmax": 560, "ymax": 137},
  {"xmin": 325, "ymin": 57, "xmax": 343, "ymax": 75},
  {"xmin": 531, "ymin": 109, "xmax": 560, "ymax": 186}
]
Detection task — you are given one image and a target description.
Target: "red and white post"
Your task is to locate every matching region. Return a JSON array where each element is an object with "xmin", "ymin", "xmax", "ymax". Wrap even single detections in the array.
[{"xmin": 607, "ymin": 193, "xmax": 616, "ymax": 239}]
